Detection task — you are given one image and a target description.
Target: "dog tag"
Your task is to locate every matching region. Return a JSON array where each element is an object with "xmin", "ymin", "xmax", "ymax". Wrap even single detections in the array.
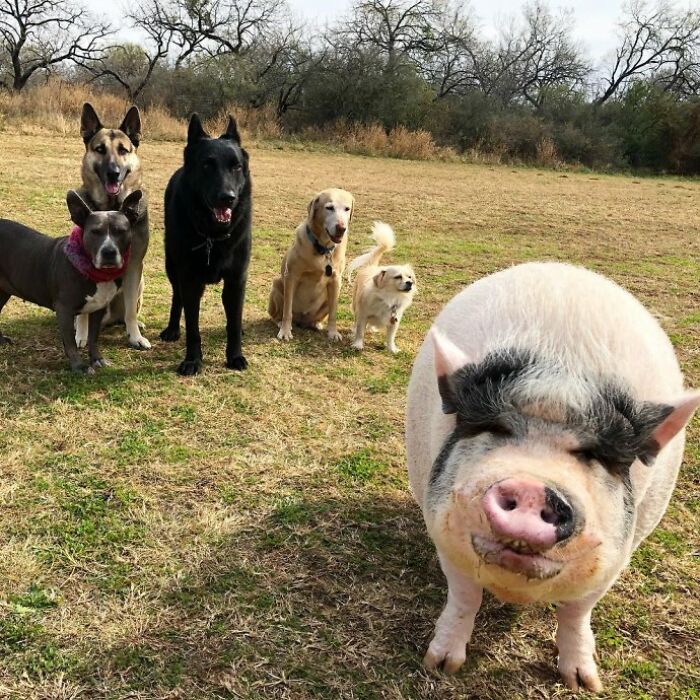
[{"xmin": 325, "ymin": 264, "xmax": 333, "ymax": 277}]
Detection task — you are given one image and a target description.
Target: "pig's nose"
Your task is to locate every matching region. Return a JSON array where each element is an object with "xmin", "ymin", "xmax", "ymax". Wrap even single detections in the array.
[{"xmin": 481, "ymin": 479, "xmax": 575, "ymax": 549}]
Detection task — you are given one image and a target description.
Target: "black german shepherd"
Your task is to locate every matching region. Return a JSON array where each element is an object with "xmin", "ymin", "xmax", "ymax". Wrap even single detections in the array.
[{"xmin": 160, "ymin": 114, "xmax": 252, "ymax": 376}]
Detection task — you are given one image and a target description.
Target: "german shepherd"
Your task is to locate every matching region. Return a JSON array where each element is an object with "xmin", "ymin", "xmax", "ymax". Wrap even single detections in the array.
[
  {"xmin": 75, "ymin": 102, "xmax": 151, "ymax": 349},
  {"xmin": 159, "ymin": 113, "xmax": 252, "ymax": 376}
]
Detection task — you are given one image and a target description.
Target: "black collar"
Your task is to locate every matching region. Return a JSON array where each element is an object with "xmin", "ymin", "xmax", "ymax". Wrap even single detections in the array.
[
  {"xmin": 306, "ymin": 225, "xmax": 335, "ymax": 256},
  {"xmin": 192, "ymin": 227, "xmax": 231, "ymax": 266}
]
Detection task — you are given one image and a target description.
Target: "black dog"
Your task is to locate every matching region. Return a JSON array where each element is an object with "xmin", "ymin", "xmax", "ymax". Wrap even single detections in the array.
[{"xmin": 160, "ymin": 114, "xmax": 252, "ymax": 376}]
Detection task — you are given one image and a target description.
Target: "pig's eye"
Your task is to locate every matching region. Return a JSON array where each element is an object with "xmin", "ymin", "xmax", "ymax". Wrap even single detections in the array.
[
  {"xmin": 572, "ymin": 448, "xmax": 598, "ymax": 463},
  {"xmin": 473, "ymin": 422, "xmax": 512, "ymax": 437}
]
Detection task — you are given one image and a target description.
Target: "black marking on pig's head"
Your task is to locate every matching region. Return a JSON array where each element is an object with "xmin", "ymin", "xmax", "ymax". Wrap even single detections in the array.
[
  {"xmin": 571, "ymin": 383, "xmax": 674, "ymax": 477},
  {"xmin": 440, "ymin": 348, "xmax": 536, "ymax": 429},
  {"xmin": 433, "ymin": 348, "xmax": 676, "ymax": 492}
]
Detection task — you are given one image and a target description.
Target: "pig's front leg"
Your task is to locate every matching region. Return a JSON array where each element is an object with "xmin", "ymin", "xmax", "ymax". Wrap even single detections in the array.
[
  {"xmin": 424, "ymin": 555, "xmax": 483, "ymax": 674},
  {"xmin": 556, "ymin": 596, "xmax": 603, "ymax": 693}
]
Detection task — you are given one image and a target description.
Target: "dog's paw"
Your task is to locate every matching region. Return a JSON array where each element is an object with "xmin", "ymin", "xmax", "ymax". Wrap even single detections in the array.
[
  {"xmin": 128, "ymin": 334, "xmax": 152, "ymax": 350},
  {"xmin": 277, "ymin": 327, "xmax": 293, "ymax": 341},
  {"xmin": 226, "ymin": 355, "xmax": 248, "ymax": 371},
  {"xmin": 177, "ymin": 358, "xmax": 203, "ymax": 376},
  {"xmin": 91, "ymin": 357, "xmax": 111, "ymax": 369},
  {"xmin": 388, "ymin": 344, "xmax": 399, "ymax": 354},
  {"xmin": 327, "ymin": 329, "xmax": 342, "ymax": 342},
  {"xmin": 351, "ymin": 339, "xmax": 364, "ymax": 351},
  {"xmin": 72, "ymin": 363, "xmax": 95, "ymax": 376},
  {"xmin": 0, "ymin": 335, "xmax": 12, "ymax": 346},
  {"xmin": 75, "ymin": 333, "xmax": 88, "ymax": 349},
  {"xmin": 160, "ymin": 326, "xmax": 181, "ymax": 342}
]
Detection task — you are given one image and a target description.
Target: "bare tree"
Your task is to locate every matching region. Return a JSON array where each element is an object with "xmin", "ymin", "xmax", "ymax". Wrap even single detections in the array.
[
  {"xmin": 347, "ymin": 0, "xmax": 444, "ymax": 66},
  {"xmin": 479, "ymin": 2, "xmax": 588, "ymax": 108},
  {"xmin": 250, "ymin": 23, "xmax": 324, "ymax": 117},
  {"xmin": 81, "ymin": 3, "xmax": 175, "ymax": 102},
  {"xmin": 596, "ymin": 0, "xmax": 700, "ymax": 105},
  {"xmin": 418, "ymin": 2, "xmax": 482, "ymax": 98},
  {"xmin": 0, "ymin": 0, "xmax": 111, "ymax": 90},
  {"xmin": 146, "ymin": 0, "xmax": 288, "ymax": 68}
]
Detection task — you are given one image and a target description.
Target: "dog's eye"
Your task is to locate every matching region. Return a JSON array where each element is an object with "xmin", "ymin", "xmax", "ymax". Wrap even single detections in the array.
[
  {"xmin": 325, "ymin": 205, "xmax": 334, "ymax": 211},
  {"xmin": 95, "ymin": 145, "xmax": 106, "ymax": 154},
  {"xmin": 344, "ymin": 207, "xmax": 350, "ymax": 212},
  {"xmin": 394, "ymin": 275, "xmax": 402, "ymax": 279},
  {"xmin": 231, "ymin": 162, "xmax": 242, "ymax": 171},
  {"xmin": 118, "ymin": 145, "xmax": 129, "ymax": 155}
]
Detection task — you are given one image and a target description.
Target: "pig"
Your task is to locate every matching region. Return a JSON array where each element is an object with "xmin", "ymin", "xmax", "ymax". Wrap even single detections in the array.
[{"xmin": 405, "ymin": 261, "xmax": 700, "ymax": 692}]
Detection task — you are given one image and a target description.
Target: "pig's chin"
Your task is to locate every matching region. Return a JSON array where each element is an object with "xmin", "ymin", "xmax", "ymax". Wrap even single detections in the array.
[{"xmin": 471, "ymin": 534, "xmax": 564, "ymax": 581}]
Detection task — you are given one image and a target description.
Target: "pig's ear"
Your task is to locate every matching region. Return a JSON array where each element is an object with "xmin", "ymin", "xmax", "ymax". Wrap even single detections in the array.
[
  {"xmin": 642, "ymin": 391, "xmax": 700, "ymax": 457},
  {"xmin": 431, "ymin": 328, "xmax": 472, "ymax": 414}
]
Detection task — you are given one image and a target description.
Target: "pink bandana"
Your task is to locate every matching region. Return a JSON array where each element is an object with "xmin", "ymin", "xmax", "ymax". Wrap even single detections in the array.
[{"xmin": 63, "ymin": 226, "xmax": 130, "ymax": 283}]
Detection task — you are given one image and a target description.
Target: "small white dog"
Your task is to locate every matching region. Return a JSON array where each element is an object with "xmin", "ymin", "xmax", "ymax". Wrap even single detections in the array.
[{"xmin": 348, "ymin": 222, "xmax": 416, "ymax": 353}]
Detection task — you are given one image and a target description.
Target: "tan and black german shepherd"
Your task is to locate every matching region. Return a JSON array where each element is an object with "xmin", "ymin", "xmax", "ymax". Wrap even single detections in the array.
[{"xmin": 75, "ymin": 102, "xmax": 151, "ymax": 349}]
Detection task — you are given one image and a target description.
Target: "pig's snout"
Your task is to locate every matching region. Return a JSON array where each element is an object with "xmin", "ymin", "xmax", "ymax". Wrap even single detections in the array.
[{"xmin": 481, "ymin": 479, "xmax": 575, "ymax": 549}]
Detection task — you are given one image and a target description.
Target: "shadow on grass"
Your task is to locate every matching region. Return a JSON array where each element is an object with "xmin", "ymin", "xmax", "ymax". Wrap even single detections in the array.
[{"xmin": 43, "ymin": 490, "xmax": 556, "ymax": 698}]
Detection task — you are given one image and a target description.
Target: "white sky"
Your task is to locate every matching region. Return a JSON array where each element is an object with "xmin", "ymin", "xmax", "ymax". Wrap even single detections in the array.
[{"xmin": 87, "ymin": 0, "xmax": 700, "ymax": 66}]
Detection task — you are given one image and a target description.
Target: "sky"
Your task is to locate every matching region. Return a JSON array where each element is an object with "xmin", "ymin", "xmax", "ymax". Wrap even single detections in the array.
[
  {"xmin": 85, "ymin": 0, "xmax": 699, "ymax": 66},
  {"xmin": 285, "ymin": 0, "xmax": 624, "ymax": 61}
]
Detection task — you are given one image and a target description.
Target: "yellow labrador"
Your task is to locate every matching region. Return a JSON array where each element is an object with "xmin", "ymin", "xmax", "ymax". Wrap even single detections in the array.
[{"xmin": 268, "ymin": 188, "xmax": 354, "ymax": 341}]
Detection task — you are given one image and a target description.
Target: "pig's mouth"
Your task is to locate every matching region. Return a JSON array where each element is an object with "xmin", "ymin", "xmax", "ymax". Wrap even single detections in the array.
[{"xmin": 471, "ymin": 534, "xmax": 564, "ymax": 580}]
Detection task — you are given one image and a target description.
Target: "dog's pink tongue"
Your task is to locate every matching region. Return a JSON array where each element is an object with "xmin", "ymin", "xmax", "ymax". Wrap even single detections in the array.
[
  {"xmin": 105, "ymin": 182, "xmax": 120, "ymax": 195},
  {"xmin": 214, "ymin": 207, "xmax": 232, "ymax": 223}
]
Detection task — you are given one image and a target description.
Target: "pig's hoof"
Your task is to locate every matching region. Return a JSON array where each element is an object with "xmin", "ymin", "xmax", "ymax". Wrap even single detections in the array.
[
  {"xmin": 558, "ymin": 654, "xmax": 603, "ymax": 693},
  {"xmin": 423, "ymin": 643, "xmax": 467, "ymax": 675}
]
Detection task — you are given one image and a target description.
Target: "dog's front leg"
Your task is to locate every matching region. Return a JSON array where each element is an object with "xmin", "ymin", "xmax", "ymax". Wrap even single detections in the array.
[
  {"xmin": 57, "ymin": 305, "xmax": 90, "ymax": 374},
  {"xmin": 351, "ymin": 311, "xmax": 368, "ymax": 350},
  {"xmin": 75, "ymin": 313, "xmax": 89, "ymax": 348},
  {"xmin": 178, "ymin": 278, "xmax": 206, "ymax": 376},
  {"xmin": 326, "ymin": 275, "xmax": 342, "ymax": 342},
  {"xmin": 222, "ymin": 272, "xmax": 248, "ymax": 371},
  {"xmin": 278, "ymin": 271, "xmax": 299, "ymax": 341},
  {"xmin": 386, "ymin": 315, "xmax": 401, "ymax": 353},
  {"xmin": 122, "ymin": 262, "xmax": 151, "ymax": 350},
  {"xmin": 87, "ymin": 308, "xmax": 109, "ymax": 368}
]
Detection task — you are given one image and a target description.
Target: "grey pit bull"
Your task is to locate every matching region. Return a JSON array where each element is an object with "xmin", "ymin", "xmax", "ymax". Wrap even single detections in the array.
[{"xmin": 0, "ymin": 189, "xmax": 142, "ymax": 373}]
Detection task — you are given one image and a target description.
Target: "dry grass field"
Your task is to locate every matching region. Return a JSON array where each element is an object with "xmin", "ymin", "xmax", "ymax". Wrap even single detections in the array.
[{"xmin": 0, "ymin": 131, "xmax": 698, "ymax": 700}]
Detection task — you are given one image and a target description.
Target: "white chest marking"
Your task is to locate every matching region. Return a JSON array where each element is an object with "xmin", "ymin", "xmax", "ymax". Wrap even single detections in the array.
[{"xmin": 80, "ymin": 282, "xmax": 118, "ymax": 314}]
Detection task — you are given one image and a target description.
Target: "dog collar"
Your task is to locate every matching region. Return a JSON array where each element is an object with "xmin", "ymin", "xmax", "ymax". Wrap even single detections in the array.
[
  {"xmin": 192, "ymin": 230, "xmax": 231, "ymax": 266},
  {"xmin": 64, "ymin": 226, "xmax": 130, "ymax": 283},
  {"xmin": 306, "ymin": 225, "xmax": 335, "ymax": 256}
]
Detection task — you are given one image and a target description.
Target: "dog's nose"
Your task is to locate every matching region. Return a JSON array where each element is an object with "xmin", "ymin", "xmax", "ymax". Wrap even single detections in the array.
[
  {"xmin": 405, "ymin": 280, "xmax": 413, "ymax": 289},
  {"xmin": 106, "ymin": 162, "xmax": 120, "ymax": 179},
  {"xmin": 101, "ymin": 247, "xmax": 118, "ymax": 261},
  {"xmin": 219, "ymin": 192, "xmax": 236, "ymax": 207},
  {"xmin": 335, "ymin": 223, "xmax": 347, "ymax": 235}
]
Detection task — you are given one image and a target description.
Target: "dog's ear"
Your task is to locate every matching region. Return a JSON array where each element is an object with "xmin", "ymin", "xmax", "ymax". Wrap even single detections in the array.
[
  {"xmin": 349, "ymin": 195, "xmax": 355, "ymax": 223},
  {"xmin": 119, "ymin": 106, "xmax": 142, "ymax": 148},
  {"xmin": 188, "ymin": 113, "xmax": 209, "ymax": 144},
  {"xmin": 81, "ymin": 103, "xmax": 102, "ymax": 146},
  {"xmin": 66, "ymin": 190, "xmax": 92, "ymax": 228},
  {"xmin": 307, "ymin": 195, "xmax": 319, "ymax": 219},
  {"xmin": 221, "ymin": 114, "xmax": 241, "ymax": 143},
  {"xmin": 373, "ymin": 270, "xmax": 387, "ymax": 288},
  {"xmin": 120, "ymin": 189, "xmax": 143, "ymax": 224}
]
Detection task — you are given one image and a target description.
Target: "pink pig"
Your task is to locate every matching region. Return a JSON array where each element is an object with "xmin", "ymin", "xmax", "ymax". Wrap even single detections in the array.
[{"xmin": 406, "ymin": 262, "xmax": 699, "ymax": 692}]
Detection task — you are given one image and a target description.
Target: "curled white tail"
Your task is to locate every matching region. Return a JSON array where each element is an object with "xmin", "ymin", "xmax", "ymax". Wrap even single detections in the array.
[{"xmin": 347, "ymin": 221, "xmax": 396, "ymax": 282}]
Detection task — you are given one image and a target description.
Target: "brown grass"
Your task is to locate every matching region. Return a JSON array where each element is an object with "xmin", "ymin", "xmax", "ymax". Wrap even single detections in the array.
[{"xmin": 0, "ymin": 133, "xmax": 697, "ymax": 700}]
